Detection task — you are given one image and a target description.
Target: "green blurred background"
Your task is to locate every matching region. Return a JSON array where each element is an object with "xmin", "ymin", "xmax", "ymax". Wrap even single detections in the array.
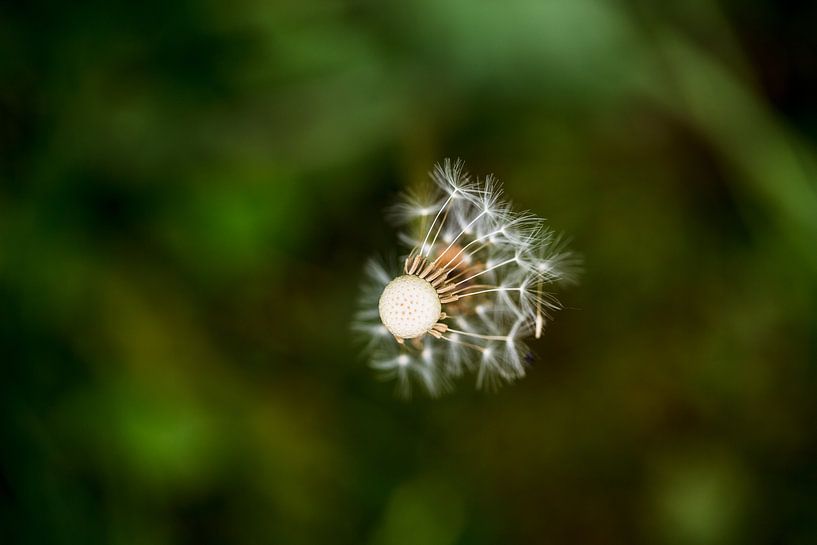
[{"xmin": 2, "ymin": 0, "xmax": 817, "ymax": 543}]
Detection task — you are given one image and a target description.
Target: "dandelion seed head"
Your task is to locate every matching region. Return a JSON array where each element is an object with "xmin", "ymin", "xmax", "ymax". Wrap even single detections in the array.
[{"xmin": 355, "ymin": 159, "xmax": 578, "ymax": 396}]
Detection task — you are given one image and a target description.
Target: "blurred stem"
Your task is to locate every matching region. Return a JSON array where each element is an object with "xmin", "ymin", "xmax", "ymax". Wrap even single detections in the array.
[{"xmin": 649, "ymin": 34, "xmax": 817, "ymax": 271}]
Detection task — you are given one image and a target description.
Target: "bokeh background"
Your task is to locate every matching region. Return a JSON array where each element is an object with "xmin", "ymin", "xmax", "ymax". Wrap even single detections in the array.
[{"xmin": 2, "ymin": 0, "xmax": 817, "ymax": 543}]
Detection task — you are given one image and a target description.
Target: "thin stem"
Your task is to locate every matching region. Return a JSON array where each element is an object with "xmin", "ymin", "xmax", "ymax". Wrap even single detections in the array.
[
  {"xmin": 419, "ymin": 191, "xmax": 456, "ymax": 256},
  {"xmin": 456, "ymin": 287, "xmax": 520, "ymax": 299},
  {"xmin": 440, "ymin": 335, "xmax": 486, "ymax": 352},
  {"xmin": 446, "ymin": 329, "xmax": 511, "ymax": 342},
  {"xmin": 444, "ymin": 246, "xmax": 490, "ymax": 283},
  {"xmin": 425, "ymin": 206, "xmax": 451, "ymax": 257},
  {"xmin": 432, "ymin": 210, "xmax": 487, "ymax": 264},
  {"xmin": 453, "ymin": 258, "xmax": 516, "ymax": 287},
  {"xmin": 439, "ymin": 227, "xmax": 502, "ymax": 271},
  {"xmin": 445, "ymin": 264, "xmax": 474, "ymax": 284},
  {"xmin": 448, "ymin": 283, "xmax": 497, "ymax": 296},
  {"xmin": 535, "ymin": 281, "xmax": 544, "ymax": 339}
]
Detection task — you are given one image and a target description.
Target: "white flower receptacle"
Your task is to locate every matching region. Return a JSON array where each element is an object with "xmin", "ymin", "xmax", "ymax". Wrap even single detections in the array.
[{"xmin": 378, "ymin": 275, "xmax": 441, "ymax": 339}]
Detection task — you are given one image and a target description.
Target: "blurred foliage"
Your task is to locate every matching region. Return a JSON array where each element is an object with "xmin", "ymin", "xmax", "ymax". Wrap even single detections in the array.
[{"xmin": 2, "ymin": 0, "xmax": 817, "ymax": 544}]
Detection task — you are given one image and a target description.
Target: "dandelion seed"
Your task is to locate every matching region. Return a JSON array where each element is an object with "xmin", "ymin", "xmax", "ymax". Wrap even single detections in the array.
[{"xmin": 355, "ymin": 159, "xmax": 579, "ymax": 397}]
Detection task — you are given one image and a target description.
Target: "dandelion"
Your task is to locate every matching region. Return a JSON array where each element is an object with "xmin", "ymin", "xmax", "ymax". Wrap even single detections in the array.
[{"xmin": 355, "ymin": 159, "xmax": 579, "ymax": 397}]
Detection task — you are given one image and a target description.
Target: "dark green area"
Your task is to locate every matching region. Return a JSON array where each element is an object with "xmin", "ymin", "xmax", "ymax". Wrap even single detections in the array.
[{"xmin": 2, "ymin": 1, "xmax": 817, "ymax": 543}]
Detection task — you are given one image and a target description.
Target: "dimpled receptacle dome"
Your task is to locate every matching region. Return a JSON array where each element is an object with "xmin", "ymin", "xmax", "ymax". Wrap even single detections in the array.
[{"xmin": 378, "ymin": 275, "xmax": 441, "ymax": 339}]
